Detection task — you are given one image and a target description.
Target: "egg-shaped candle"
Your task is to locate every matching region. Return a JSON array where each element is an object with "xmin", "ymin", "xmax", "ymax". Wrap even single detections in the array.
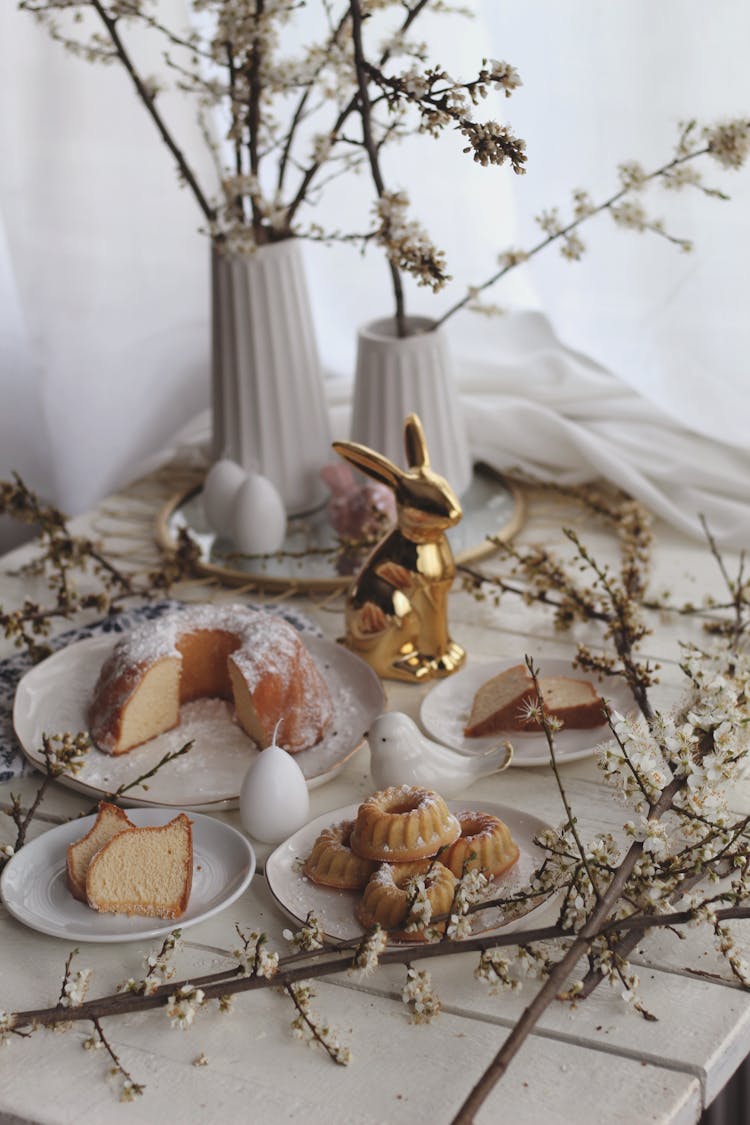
[{"xmin": 239, "ymin": 724, "xmax": 310, "ymax": 844}]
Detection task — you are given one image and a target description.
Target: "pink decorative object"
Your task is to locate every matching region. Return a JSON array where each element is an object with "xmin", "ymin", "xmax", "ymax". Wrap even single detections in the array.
[{"xmin": 320, "ymin": 463, "xmax": 396, "ymax": 539}]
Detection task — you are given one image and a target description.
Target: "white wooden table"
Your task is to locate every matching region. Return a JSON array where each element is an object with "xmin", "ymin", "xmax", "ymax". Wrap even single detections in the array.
[{"xmin": 1, "ymin": 467, "xmax": 748, "ymax": 1125}]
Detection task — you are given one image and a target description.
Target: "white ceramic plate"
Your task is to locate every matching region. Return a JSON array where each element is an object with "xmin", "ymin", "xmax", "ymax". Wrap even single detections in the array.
[
  {"xmin": 420, "ymin": 658, "xmax": 629, "ymax": 768},
  {"xmin": 0, "ymin": 809, "xmax": 256, "ymax": 943},
  {"xmin": 13, "ymin": 634, "xmax": 385, "ymax": 809},
  {"xmin": 265, "ymin": 799, "xmax": 550, "ymax": 943}
]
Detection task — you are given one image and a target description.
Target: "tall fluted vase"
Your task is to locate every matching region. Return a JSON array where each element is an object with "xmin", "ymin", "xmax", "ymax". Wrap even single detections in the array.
[
  {"xmin": 211, "ymin": 238, "xmax": 331, "ymax": 516},
  {"xmin": 349, "ymin": 316, "xmax": 472, "ymax": 497}
]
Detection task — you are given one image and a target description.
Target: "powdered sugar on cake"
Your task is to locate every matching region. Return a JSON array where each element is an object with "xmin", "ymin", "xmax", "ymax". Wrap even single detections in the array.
[{"xmin": 99, "ymin": 603, "xmax": 266, "ymax": 674}]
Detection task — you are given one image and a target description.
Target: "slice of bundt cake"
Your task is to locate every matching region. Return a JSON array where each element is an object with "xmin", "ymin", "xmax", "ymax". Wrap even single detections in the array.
[
  {"xmin": 464, "ymin": 664, "xmax": 605, "ymax": 736},
  {"xmin": 85, "ymin": 813, "xmax": 193, "ymax": 919},
  {"xmin": 66, "ymin": 802, "xmax": 135, "ymax": 903},
  {"xmin": 89, "ymin": 605, "xmax": 333, "ymax": 755}
]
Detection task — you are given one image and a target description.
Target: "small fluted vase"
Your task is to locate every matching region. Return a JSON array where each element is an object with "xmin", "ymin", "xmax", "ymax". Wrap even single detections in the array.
[
  {"xmin": 349, "ymin": 316, "xmax": 472, "ymax": 497},
  {"xmin": 211, "ymin": 238, "xmax": 331, "ymax": 516}
]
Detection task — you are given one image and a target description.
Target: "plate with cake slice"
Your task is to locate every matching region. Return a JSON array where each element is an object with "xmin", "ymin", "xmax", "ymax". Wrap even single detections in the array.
[
  {"xmin": 13, "ymin": 615, "xmax": 385, "ymax": 809},
  {"xmin": 420, "ymin": 658, "xmax": 633, "ymax": 767},
  {"xmin": 0, "ymin": 808, "xmax": 256, "ymax": 942}
]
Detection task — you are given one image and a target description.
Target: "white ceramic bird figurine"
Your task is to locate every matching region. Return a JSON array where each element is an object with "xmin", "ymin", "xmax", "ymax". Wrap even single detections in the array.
[{"xmin": 368, "ymin": 712, "xmax": 512, "ymax": 796}]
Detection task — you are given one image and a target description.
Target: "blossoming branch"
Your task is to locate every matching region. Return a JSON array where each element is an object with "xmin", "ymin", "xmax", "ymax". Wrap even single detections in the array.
[
  {"xmin": 4, "ymin": 490, "xmax": 750, "ymax": 1116},
  {"xmin": 19, "ymin": 0, "xmax": 522, "ymax": 258}
]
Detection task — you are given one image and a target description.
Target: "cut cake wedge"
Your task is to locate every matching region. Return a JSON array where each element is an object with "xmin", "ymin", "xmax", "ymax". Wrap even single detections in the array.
[
  {"xmin": 66, "ymin": 802, "xmax": 135, "ymax": 902},
  {"xmin": 464, "ymin": 664, "xmax": 605, "ymax": 737},
  {"xmin": 85, "ymin": 813, "xmax": 193, "ymax": 919}
]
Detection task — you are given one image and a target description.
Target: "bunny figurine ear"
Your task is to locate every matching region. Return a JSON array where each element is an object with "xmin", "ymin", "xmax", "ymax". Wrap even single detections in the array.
[
  {"xmin": 404, "ymin": 414, "xmax": 430, "ymax": 470},
  {"xmin": 331, "ymin": 439, "xmax": 404, "ymax": 492}
]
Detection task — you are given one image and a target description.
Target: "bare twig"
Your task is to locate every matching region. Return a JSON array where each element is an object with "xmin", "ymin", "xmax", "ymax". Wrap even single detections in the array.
[{"xmin": 349, "ymin": 0, "xmax": 406, "ymax": 334}]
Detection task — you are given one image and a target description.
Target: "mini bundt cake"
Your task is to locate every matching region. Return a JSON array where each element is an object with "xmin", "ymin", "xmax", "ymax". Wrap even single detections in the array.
[
  {"xmin": 357, "ymin": 860, "xmax": 457, "ymax": 941},
  {"xmin": 437, "ymin": 810, "xmax": 520, "ymax": 879},
  {"xmin": 85, "ymin": 813, "xmax": 193, "ymax": 919},
  {"xmin": 89, "ymin": 605, "xmax": 333, "ymax": 755},
  {"xmin": 349, "ymin": 785, "xmax": 461, "ymax": 862},
  {"xmin": 67, "ymin": 801, "xmax": 135, "ymax": 902},
  {"xmin": 303, "ymin": 820, "xmax": 378, "ymax": 890}
]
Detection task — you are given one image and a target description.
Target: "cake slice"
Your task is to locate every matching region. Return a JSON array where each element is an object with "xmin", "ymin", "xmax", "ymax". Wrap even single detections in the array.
[
  {"xmin": 463, "ymin": 664, "xmax": 536, "ymax": 737},
  {"xmin": 522, "ymin": 675, "xmax": 605, "ymax": 731},
  {"xmin": 85, "ymin": 813, "xmax": 193, "ymax": 919},
  {"xmin": 464, "ymin": 665, "xmax": 605, "ymax": 736},
  {"xmin": 66, "ymin": 802, "xmax": 135, "ymax": 902}
]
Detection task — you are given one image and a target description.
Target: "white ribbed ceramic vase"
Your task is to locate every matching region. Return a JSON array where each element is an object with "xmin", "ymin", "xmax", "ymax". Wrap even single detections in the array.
[
  {"xmin": 211, "ymin": 239, "xmax": 331, "ymax": 516},
  {"xmin": 349, "ymin": 317, "xmax": 472, "ymax": 497}
]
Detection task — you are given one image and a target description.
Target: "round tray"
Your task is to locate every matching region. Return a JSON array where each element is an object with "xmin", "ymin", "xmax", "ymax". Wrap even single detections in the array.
[{"xmin": 155, "ymin": 464, "xmax": 524, "ymax": 593}]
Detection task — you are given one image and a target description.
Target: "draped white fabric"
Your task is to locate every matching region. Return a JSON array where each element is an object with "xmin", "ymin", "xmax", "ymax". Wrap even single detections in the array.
[
  {"xmin": 0, "ymin": 1, "xmax": 210, "ymax": 521},
  {"xmin": 1, "ymin": 1, "xmax": 749, "ymax": 548}
]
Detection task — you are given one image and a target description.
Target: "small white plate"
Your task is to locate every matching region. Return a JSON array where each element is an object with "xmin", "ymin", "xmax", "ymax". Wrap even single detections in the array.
[
  {"xmin": 13, "ymin": 634, "xmax": 385, "ymax": 809},
  {"xmin": 420, "ymin": 658, "xmax": 628, "ymax": 768},
  {"xmin": 265, "ymin": 799, "xmax": 550, "ymax": 943},
  {"xmin": 0, "ymin": 809, "xmax": 256, "ymax": 943}
]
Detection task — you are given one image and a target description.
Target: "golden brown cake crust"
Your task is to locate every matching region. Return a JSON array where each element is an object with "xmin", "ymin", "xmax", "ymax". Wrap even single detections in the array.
[
  {"xmin": 66, "ymin": 802, "xmax": 135, "ymax": 902},
  {"xmin": 303, "ymin": 820, "xmax": 377, "ymax": 890},
  {"xmin": 349, "ymin": 786, "xmax": 461, "ymax": 863},
  {"xmin": 356, "ymin": 860, "xmax": 457, "ymax": 942},
  {"xmin": 437, "ymin": 810, "xmax": 520, "ymax": 879}
]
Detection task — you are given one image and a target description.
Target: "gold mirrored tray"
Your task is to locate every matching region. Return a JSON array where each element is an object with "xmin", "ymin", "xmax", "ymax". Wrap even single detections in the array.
[{"xmin": 155, "ymin": 464, "xmax": 524, "ymax": 593}]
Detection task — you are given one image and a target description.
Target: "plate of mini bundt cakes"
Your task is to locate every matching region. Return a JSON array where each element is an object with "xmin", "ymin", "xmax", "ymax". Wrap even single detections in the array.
[
  {"xmin": 13, "ymin": 604, "xmax": 385, "ymax": 809},
  {"xmin": 265, "ymin": 786, "xmax": 551, "ymax": 944}
]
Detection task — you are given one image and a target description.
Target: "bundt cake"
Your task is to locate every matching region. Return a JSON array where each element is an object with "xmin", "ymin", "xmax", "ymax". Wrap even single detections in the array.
[
  {"xmin": 356, "ymin": 860, "xmax": 457, "ymax": 941},
  {"xmin": 437, "ymin": 810, "xmax": 520, "ymax": 879},
  {"xmin": 85, "ymin": 813, "xmax": 193, "ymax": 919},
  {"xmin": 66, "ymin": 801, "xmax": 134, "ymax": 902},
  {"xmin": 464, "ymin": 664, "xmax": 604, "ymax": 736},
  {"xmin": 303, "ymin": 820, "xmax": 377, "ymax": 890},
  {"xmin": 349, "ymin": 785, "xmax": 460, "ymax": 862},
  {"xmin": 88, "ymin": 605, "xmax": 333, "ymax": 755}
]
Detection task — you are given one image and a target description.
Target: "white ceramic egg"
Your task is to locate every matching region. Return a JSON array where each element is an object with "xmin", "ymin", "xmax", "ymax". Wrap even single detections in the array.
[
  {"xmin": 231, "ymin": 472, "xmax": 287, "ymax": 555},
  {"xmin": 239, "ymin": 742, "xmax": 310, "ymax": 844},
  {"xmin": 203, "ymin": 459, "xmax": 247, "ymax": 536}
]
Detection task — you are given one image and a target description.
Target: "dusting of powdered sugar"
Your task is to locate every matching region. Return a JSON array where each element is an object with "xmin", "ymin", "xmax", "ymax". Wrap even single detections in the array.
[
  {"xmin": 99, "ymin": 603, "xmax": 272, "ymax": 676},
  {"xmin": 229, "ymin": 615, "xmax": 334, "ymax": 749},
  {"xmin": 229, "ymin": 614, "xmax": 302, "ymax": 690}
]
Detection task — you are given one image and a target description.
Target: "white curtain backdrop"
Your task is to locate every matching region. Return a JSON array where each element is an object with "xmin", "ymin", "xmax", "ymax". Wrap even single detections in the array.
[{"xmin": 1, "ymin": 1, "xmax": 749, "ymax": 547}]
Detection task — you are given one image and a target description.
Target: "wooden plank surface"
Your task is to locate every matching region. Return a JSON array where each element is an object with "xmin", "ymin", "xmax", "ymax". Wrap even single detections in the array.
[{"xmin": 0, "ymin": 468, "xmax": 747, "ymax": 1123}]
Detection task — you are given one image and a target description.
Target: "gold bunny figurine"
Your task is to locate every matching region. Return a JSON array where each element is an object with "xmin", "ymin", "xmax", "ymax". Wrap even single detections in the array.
[{"xmin": 332, "ymin": 413, "xmax": 466, "ymax": 682}]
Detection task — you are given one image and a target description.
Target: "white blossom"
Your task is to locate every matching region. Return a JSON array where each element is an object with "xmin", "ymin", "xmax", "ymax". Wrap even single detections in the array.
[
  {"xmin": 705, "ymin": 119, "xmax": 750, "ymax": 170},
  {"xmin": 234, "ymin": 930, "xmax": 279, "ymax": 979},
  {"xmin": 402, "ymin": 967, "xmax": 440, "ymax": 1023},
  {"xmin": 285, "ymin": 914, "xmax": 325, "ymax": 952},
  {"xmin": 61, "ymin": 969, "xmax": 92, "ymax": 1008},
  {"xmin": 166, "ymin": 984, "xmax": 205, "ymax": 1029},
  {"xmin": 0, "ymin": 1012, "xmax": 16, "ymax": 1046},
  {"xmin": 352, "ymin": 926, "xmax": 388, "ymax": 975}
]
